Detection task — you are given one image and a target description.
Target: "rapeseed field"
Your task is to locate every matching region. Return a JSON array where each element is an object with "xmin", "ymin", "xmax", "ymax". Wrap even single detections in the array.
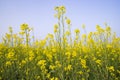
[{"xmin": 0, "ymin": 6, "xmax": 120, "ymax": 80}]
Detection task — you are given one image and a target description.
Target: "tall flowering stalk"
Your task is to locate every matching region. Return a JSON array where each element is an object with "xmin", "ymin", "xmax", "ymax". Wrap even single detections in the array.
[
  {"xmin": 54, "ymin": 6, "xmax": 66, "ymax": 48},
  {"xmin": 20, "ymin": 23, "xmax": 31, "ymax": 47}
]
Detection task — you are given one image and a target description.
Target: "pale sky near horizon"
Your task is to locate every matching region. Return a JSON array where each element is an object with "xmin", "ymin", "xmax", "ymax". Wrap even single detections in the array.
[{"xmin": 0, "ymin": 0, "xmax": 120, "ymax": 41}]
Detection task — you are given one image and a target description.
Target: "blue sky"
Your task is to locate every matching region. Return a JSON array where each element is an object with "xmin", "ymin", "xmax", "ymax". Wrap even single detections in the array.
[{"xmin": 0, "ymin": 0, "xmax": 120, "ymax": 40}]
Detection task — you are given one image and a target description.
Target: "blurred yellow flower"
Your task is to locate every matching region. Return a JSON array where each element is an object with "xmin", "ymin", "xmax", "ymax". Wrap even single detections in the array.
[
  {"xmin": 37, "ymin": 60, "xmax": 46, "ymax": 66},
  {"xmin": 66, "ymin": 19, "xmax": 71, "ymax": 24},
  {"xmin": 6, "ymin": 51, "xmax": 14, "ymax": 59},
  {"xmin": 106, "ymin": 26, "xmax": 111, "ymax": 32},
  {"xmin": 64, "ymin": 65, "xmax": 72, "ymax": 71},
  {"xmin": 78, "ymin": 71, "xmax": 83, "ymax": 75},
  {"xmin": 6, "ymin": 61, "xmax": 12, "ymax": 66},
  {"xmin": 50, "ymin": 77, "xmax": 58, "ymax": 80},
  {"xmin": 20, "ymin": 23, "xmax": 29, "ymax": 30},
  {"xmin": 95, "ymin": 59, "xmax": 102, "ymax": 66},
  {"xmin": 65, "ymin": 30, "xmax": 70, "ymax": 36},
  {"xmin": 80, "ymin": 59, "xmax": 87, "ymax": 68},
  {"xmin": 54, "ymin": 24, "xmax": 58, "ymax": 29},
  {"xmin": 54, "ymin": 24, "xmax": 58, "ymax": 33},
  {"xmin": 55, "ymin": 61, "xmax": 61, "ymax": 68},
  {"xmin": 74, "ymin": 29, "xmax": 80, "ymax": 34},
  {"xmin": 82, "ymin": 24, "xmax": 86, "ymax": 29},
  {"xmin": 49, "ymin": 65, "xmax": 56, "ymax": 70},
  {"xmin": 107, "ymin": 66, "xmax": 115, "ymax": 72},
  {"xmin": 72, "ymin": 51, "xmax": 77, "ymax": 57},
  {"xmin": 9, "ymin": 27, "xmax": 13, "ymax": 33}
]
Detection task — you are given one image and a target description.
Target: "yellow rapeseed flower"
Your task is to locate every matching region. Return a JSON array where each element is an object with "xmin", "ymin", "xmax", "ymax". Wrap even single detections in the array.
[
  {"xmin": 54, "ymin": 24, "xmax": 58, "ymax": 33},
  {"xmin": 60, "ymin": 6, "xmax": 66, "ymax": 11},
  {"xmin": 66, "ymin": 19, "xmax": 71, "ymax": 24},
  {"xmin": 72, "ymin": 51, "xmax": 77, "ymax": 57},
  {"xmin": 9, "ymin": 27, "xmax": 13, "ymax": 33},
  {"xmin": 46, "ymin": 73, "xmax": 50, "ymax": 78},
  {"xmin": 74, "ymin": 29, "xmax": 80, "ymax": 34},
  {"xmin": 107, "ymin": 44, "xmax": 112, "ymax": 48},
  {"xmin": 50, "ymin": 77, "xmax": 58, "ymax": 80},
  {"xmin": 82, "ymin": 24, "xmax": 86, "ymax": 29},
  {"xmin": 64, "ymin": 65, "xmax": 72, "ymax": 71},
  {"xmin": 54, "ymin": 6, "xmax": 59, "ymax": 11},
  {"xmin": 37, "ymin": 60, "xmax": 46, "ymax": 66},
  {"xmin": 48, "ymin": 34, "xmax": 54, "ymax": 39},
  {"xmin": 5, "ymin": 33, "xmax": 11, "ymax": 39},
  {"xmin": 65, "ymin": 51, "xmax": 71, "ymax": 58},
  {"xmin": 20, "ymin": 23, "xmax": 29, "ymax": 30},
  {"xmin": 6, "ymin": 61, "xmax": 12, "ymax": 66},
  {"xmin": 49, "ymin": 65, "xmax": 56, "ymax": 70},
  {"xmin": 82, "ymin": 34, "xmax": 86, "ymax": 39},
  {"xmin": 52, "ymin": 48, "xmax": 57, "ymax": 53},
  {"xmin": 96, "ymin": 25, "xmax": 101, "ymax": 31},
  {"xmin": 107, "ymin": 66, "xmax": 115, "ymax": 72},
  {"xmin": 80, "ymin": 59, "xmax": 87, "ymax": 68},
  {"xmin": 95, "ymin": 59, "xmax": 102, "ymax": 66},
  {"xmin": 106, "ymin": 26, "xmax": 111, "ymax": 32},
  {"xmin": 78, "ymin": 71, "xmax": 83, "ymax": 75},
  {"xmin": 55, "ymin": 61, "xmax": 61, "ymax": 68},
  {"xmin": 6, "ymin": 51, "xmax": 15, "ymax": 59},
  {"xmin": 21, "ymin": 60, "xmax": 26, "ymax": 65},
  {"xmin": 28, "ymin": 51, "xmax": 34, "ymax": 61},
  {"xmin": 54, "ymin": 24, "xmax": 58, "ymax": 29},
  {"xmin": 65, "ymin": 30, "xmax": 70, "ymax": 36}
]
